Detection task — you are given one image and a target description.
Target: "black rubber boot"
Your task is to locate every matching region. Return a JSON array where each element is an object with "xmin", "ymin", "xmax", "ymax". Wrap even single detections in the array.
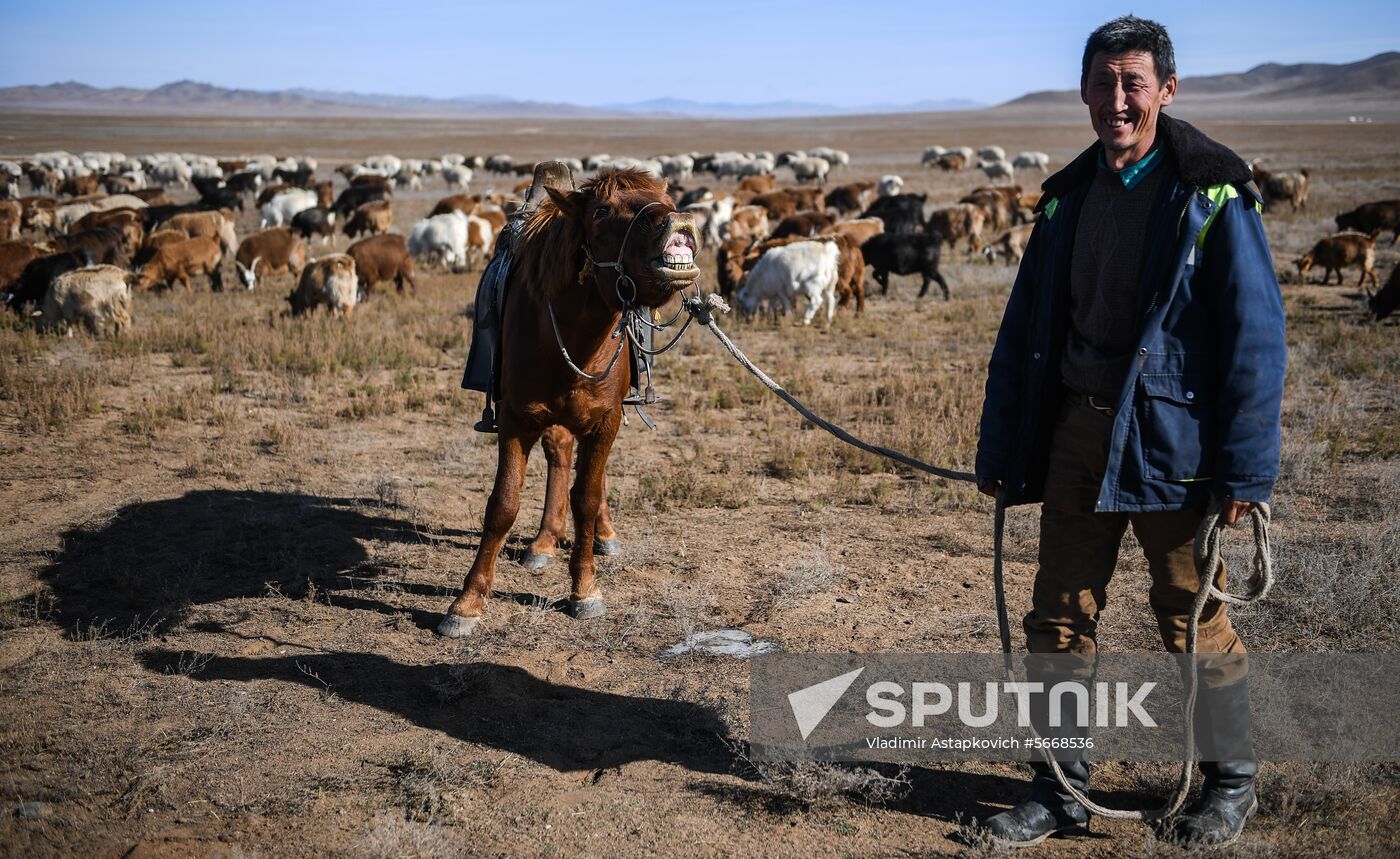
[
  {"xmin": 981, "ymin": 760, "xmax": 1091, "ymax": 847},
  {"xmin": 1169, "ymin": 679, "xmax": 1258, "ymax": 848}
]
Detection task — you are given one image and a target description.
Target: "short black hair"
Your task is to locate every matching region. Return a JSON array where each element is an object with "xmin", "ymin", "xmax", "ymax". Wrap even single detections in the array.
[{"xmin": 1081, "ymin": 15, "xmax": 1176, "ymax": 86}]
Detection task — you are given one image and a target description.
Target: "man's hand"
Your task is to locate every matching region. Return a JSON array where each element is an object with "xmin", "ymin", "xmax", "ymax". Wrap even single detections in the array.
[
  {"xmin": 977, "ymin": 477, "xmax": 1001, "ymax": 499},
  {"xmin": 1220, "ymin": 500, "xmax": 1256, "ymax": 526}
]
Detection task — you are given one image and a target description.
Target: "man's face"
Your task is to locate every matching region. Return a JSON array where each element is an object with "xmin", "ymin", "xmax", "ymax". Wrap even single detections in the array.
[{"xmin": 1081, "ymin": 50, "xmax": 1176, "ymax": 167}]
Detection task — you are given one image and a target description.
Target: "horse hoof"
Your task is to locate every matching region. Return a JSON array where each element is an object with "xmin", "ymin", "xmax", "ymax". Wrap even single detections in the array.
[
  {"xmin": 594, "ymin": 538, "xmax": 622, "ymax": 557},
  {"xmin": 436, "ymin": 614, "xmax": 480, "ymax": 638},
  {"xmin": 521, "ymin": 552, "xmax": 554, "ymax": 570},
  {"xmin": 568, "ymin": 596, "xmax": 607, "ymax": 620}
]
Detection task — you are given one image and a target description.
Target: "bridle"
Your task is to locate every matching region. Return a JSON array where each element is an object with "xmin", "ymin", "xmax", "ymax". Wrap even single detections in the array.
[{"xmin": 548, "ymin": 200, "xmax": 699, "ymax": 385}]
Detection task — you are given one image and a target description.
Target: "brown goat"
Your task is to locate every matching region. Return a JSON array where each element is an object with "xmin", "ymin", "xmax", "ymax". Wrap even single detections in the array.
[
  {"xmin": 234, "ymin": 227, "xmax": 307, "ymax": 291},
  {"xmin": 832, "ymin": 233, "xmax": 866, "ymax": 313},
  {"xmin": 715, "ymin": 237, "xmax": 754, "ymax": 300},
  {"xmin": 135, "ymin": 236, "xmax": 223, "ymax": 292},
  {"xmin": 1253, "ymin": 166, "xmax": 1309, "ymax": 213},
  {"xmin": 58, "ymin": 174, "xmax": 101, "ymax": 197},
  {"xmin": 0, "ymin": 240, "xmax": 44, "ymax": 292},
  {"xmin": 726, "ymin": 206, "xmax": 770, "ymax": 242},
  {"xmin": 343, "ymin": 200, "xmax": 392, "ymax": 239},
  {"xmin": 158, "ymin": 211, "xmax": 237, "ymax": 255},
  {"xmin": 772, "ymin": 210, "xmax": 835, "ymax": 240},
  {"xmin": 72, "ymin": 209, "xmax": 144, "ymax": 255},
  {"xmin": 983, "ymin": 222, "xmax": 1037, "ymax": 265},
  {"xmin": 927, "ymin": 204, "xmax": 987, "ymax": 253},
  {"xmin": 0, "ymin": 201, "xmax": 20, "ymax": 241},
  {"xmin": 749, "ymin": 190, "xmax": 801, "ymax": 222},
  {"xmin": 937, "ymin": 153, "xmax": 967, "ymax": 171},
  {"xmin": 347, "ymin": 233, "xmax": 417, "ymax": 296},
  {"xmin": 738, "ymin": 174, "xmax": 777, "ymax": 194},
  {"xmin": 1295, "ymin": 231, "xmax": 1379, "ymax": 293},
  {"xmin": 824, "ymin": 182, "xmax": 875, "ymax": 216},
  {"xmin": 430, "ymin": 193, "xmax": 479, "ymax": 217},
  {"xmin": 289, "ymin": 254, "xmax": 358, "ymax": 318},
  {"xmin": 823, "ymin": 217, "xmax": 884, "ymax": 245},
  {"xmin": 134, "ymin": 229, "xmax": 189, "ymax": 267}
]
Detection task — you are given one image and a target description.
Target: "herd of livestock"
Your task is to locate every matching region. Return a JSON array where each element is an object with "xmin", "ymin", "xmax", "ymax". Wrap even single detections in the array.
[{"xmin": 1, "ymin": 142, "xmax": 1398, "ymax": 337}]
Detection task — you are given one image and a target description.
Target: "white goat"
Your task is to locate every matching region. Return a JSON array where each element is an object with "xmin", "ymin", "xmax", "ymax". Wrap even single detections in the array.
[{"xmin": 737, "ymin": 241, "xmax": 840, "ymax": 326}]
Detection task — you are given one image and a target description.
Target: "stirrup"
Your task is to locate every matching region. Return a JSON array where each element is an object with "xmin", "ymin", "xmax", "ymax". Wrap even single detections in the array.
[
  {"xmin": 621, "ymin": 390, "xmax": 662, "ymax": 406},
  {"xmin": 473, "ymin": 401, "xmax": 498, "ymax": 434}
]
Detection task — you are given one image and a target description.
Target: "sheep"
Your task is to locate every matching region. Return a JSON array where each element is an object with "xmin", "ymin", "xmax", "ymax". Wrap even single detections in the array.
[
  {"xmin": 921, "ymin": 145, "xmax": 948, "ymax": 166},
  {"xmin": 809, "ymin": 147, "xmax": 849, "ymax": 168},
  {"xmin": 1012, "ymin": 151, "xmax": 1051, "ymax": 172},
  {"xmin": 657, "ymin": 155, "xmax": 695, "ymax": 180},
  {"xmin": 978, "ymin": 145, "xmax": 1006, "ymax": 162},
  {"xmin": 442, "ymin": 164, "xmax": 473, "ymax": 191},
  {"xmin": 42, "ymin": 264, "xmax": 131, "ymax": 336},
  {"xmin": 980, "ymin": 159, "xmax": 1016, "ymax": 184},
  {"xmin": 261, "ymin": 188, "xmax": 318, "ymax": 228},
  {"xmin": 788, "ymin": 156, "xmax": 831, "ymax": 186},
  {"xmin": 289, "ymin": 254, "xmax": 359, "ymax": 317},
  {"xmin": 737, "ymin": 240, "xmax": 841, "ymax": 325}
]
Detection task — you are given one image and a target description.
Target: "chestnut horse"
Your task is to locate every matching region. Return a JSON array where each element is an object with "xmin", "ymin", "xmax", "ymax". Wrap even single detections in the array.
[{"xmin": 438, "ymin": 169, "xmax": 700, "ymax": 637}]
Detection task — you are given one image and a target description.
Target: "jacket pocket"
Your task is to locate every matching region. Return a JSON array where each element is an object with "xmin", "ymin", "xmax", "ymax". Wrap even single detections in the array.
[{"xmin": 1138, "ymin": 373, "xmax": 1214, "ymax": 482}]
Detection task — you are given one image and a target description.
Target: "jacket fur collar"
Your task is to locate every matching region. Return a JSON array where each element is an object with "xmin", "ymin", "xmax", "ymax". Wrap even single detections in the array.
[{"xmin": 1038, "ymin": 113, "xmax": 1257, "ymax": 210}]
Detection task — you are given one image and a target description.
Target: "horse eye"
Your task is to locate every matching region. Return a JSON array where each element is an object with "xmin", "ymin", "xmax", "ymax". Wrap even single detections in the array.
[{"xmin": 592, "ymin": 206, "xmax": 610, "ymax": 220}]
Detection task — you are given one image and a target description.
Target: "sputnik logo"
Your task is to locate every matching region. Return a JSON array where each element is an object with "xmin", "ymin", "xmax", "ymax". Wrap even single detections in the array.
[{"xmin": 788, "ymin": 667, "xmax": 865, "ymax": 740}]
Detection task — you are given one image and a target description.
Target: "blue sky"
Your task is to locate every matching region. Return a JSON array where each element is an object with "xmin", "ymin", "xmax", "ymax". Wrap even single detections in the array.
[{"xmin": 1, "ymin": 0, "xmax": 1395, "ymax": 105}]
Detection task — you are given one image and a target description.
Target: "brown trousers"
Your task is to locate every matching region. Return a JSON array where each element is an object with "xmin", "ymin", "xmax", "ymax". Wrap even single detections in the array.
[{"xmin": 1025, "ymin": 394, "xmax": 1245, "ymax": 683}]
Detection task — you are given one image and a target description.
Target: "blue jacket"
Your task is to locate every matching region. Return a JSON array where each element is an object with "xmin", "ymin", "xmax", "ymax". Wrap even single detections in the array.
[{"xmin": 975, "ymin": 115, "xmax": 1287, "ymax": 511}]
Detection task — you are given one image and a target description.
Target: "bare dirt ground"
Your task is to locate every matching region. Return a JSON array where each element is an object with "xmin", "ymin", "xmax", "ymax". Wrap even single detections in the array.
[{"xmin": 2, "ymin": 112, "xmax": 1398, "ymax": 858}]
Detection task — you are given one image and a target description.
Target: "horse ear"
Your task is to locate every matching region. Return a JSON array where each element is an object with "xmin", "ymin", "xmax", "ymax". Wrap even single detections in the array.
[{"xmin": 545, "ymin": 186, "xmax": 583, "ymax": 217}]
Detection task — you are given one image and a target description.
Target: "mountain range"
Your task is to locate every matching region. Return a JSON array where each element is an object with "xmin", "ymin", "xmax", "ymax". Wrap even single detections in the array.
[
  {"xmin": 1, "ymin": 53, "xmax": 1396, "ymax": 120},
  {"xmin": 1000, "ymin": 51, "xmax": 1400, "ymax": 114}
]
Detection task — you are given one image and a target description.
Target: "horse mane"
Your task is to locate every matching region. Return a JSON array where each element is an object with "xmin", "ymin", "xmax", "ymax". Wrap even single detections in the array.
[{"xmin": 516, "ymin": 168, "xmax": 669, "ymax": 305}]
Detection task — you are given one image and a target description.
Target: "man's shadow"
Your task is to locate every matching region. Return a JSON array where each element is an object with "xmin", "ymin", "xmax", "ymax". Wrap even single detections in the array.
[{"xmin": 22, "ymin": 489, "xmax": 473, "ymax": 635}]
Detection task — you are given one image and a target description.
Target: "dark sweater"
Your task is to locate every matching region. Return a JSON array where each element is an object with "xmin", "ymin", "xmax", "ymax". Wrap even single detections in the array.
[{"xmin": 1061, "ymin": 160, "xmax": 1168, "ymax": 401}]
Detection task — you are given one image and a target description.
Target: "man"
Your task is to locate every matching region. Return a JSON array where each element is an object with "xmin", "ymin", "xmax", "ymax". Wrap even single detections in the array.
[{"xmin": 974, "ymin": 16, "xmax": 1286, "ymax": 849}]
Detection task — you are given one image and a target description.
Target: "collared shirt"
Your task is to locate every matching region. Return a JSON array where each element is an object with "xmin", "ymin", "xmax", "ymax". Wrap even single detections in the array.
[{"xmin": 1098, "ymin": 146, "xmax": 1163, "ymax": 190}]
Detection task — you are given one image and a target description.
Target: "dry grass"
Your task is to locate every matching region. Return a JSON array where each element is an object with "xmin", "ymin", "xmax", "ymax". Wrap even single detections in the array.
[{"xmin": 0, "ymin": 116, "xmax": 1397, "ymax": 859}]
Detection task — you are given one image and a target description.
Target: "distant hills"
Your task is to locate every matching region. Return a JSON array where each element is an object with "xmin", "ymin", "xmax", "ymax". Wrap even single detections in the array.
[
  {"xmin": 2, "ymin": 53, "xmax": 1396, "ymax": 120},
  {"xmin": 1000, "ymin": 51, "xmax": 1400, "ymax": 117},
  {"xmin": 0, "ymin": 80, "xmax": 622, "ymax": 119},
  {"xmin": 595, "ymin": 97, "xmax": 985, "ymax": 119}
]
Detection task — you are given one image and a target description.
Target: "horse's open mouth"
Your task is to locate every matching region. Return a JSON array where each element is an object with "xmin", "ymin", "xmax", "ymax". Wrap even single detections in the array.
[{"xmin": 652, "ymin": 227, "xmax": 700, "ymax": 279}]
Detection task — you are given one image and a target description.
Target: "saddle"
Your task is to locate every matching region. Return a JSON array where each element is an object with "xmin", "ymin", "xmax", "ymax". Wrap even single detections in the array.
[{"xmin": 461, "ymin": 161, "xmax": 658, "ymax": 433}]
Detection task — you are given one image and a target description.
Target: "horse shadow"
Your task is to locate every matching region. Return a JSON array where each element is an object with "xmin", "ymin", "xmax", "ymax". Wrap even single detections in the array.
[
  {"xmin": 24, "ymin": 489, "xmax": 476, "ymax": 636},
  {"xmin": 139, "ymin": 647, "xmax": 736, "ymax": 776}
]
